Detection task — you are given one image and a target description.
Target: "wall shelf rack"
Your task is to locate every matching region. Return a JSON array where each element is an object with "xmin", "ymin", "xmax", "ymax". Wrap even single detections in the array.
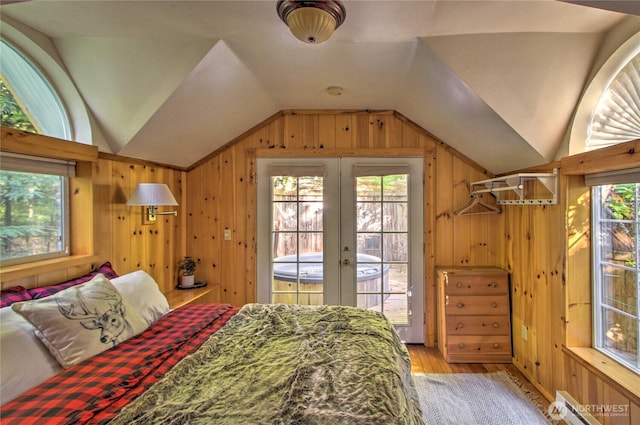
[{"xmin": 470, "ymin": 168, "xmax": 558, "ymax": 205}]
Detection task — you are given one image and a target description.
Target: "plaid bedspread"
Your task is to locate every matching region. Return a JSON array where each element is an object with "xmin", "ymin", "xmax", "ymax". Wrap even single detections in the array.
[{"xmin": 0, "ymin": 303, "xmax": 238, "ymax": 425}]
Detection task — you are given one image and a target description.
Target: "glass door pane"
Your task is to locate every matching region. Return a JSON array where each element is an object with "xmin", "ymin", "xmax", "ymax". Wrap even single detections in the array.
[
  {"xmin": 355, "ymin": 174, "xmax": 410, "ymax": 324},
  {"xmin": 340, "ymin": 157, "xmax": 424, "ymax": 343},
  {"xmin": 271, "ymin": 176, "xmax": 325, "ymax": 305}
]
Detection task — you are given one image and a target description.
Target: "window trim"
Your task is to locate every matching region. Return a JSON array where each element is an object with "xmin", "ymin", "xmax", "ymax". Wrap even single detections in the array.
[
  {"xmin": 590, "ymin": 175, "xmax": 640, "ymax": 374},
  {"xmin": 0, "ymin": 127, "xmax": 98, "ymax": 281},
  {"xmin": 568, "ymin": 29, "xmax": 640, "ymax": 156},
  {"xmin": 0, "ymin": 39, "xmax": 71, "ymax": 140},
  {"xmin": 0, "ymin": 166, "xmax": 71, "ymax": 266},
  {"xmin": 0, "ymin": 20, "xmax": 92, "ymax": 144},
  {"xmin": 0, "ymin": 149, "xmax": 80, "ymax": 266},
  {"xmin": 562, "ymin": 142, "xmax": 640, "ymax": 401}
]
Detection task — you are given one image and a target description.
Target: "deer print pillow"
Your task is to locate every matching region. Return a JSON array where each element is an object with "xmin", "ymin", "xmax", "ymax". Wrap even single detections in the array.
[{"xmin": 11, "ymin": 274, "xmax": 148, "ymax": 368}]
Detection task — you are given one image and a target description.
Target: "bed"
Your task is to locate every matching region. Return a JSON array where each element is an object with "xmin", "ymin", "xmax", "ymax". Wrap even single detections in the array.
[{"xmin": 0, "ymin": 263, "xmax": 424, "ymax": 424}]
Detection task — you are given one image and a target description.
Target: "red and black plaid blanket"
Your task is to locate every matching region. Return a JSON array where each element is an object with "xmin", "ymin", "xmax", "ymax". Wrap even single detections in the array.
[{"xmin": 0, "ymin": 303, "xmax": 238, "ymax": 425}]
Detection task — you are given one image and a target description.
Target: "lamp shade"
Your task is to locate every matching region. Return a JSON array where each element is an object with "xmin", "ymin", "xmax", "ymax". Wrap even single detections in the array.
[
  {"xmin": 126, "ymin": 183, "xmax": 178, "ymax": 206},
  {"xmin": 277, "ymin": 0, "xmax": 346, "ymax": 45},
  {"xmin": 287, "ymin": 7, "xmax": 336, "ymax": 44}
]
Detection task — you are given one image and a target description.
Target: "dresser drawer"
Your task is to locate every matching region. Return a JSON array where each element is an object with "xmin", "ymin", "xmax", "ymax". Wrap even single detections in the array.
[
  {"xmin": 446, "ymin": 315, "xmax": 511, "ymax": 335},
  {"xmin": 445, "ymin": 295, "xmax": 509, "ymax": 315},
  {"xmin": 445, "ymin": 273, "xmax": 508, "ymax": 296},
  {"xmin": 447, "ymin": 335, "xmax": 512, "ymax": 355},
  {"xmin": 437, "ymin": 267, "xmax": 511, "ymax": 363}
]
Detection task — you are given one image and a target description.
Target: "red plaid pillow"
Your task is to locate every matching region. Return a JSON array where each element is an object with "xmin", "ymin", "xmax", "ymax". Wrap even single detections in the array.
[
  {"xmin": 27, "ymin": 262, "xmax": 119, "ymax": 300},
  {"xmin": 0, "ymin": 286, "xmax": 33, "ymax": 308}
]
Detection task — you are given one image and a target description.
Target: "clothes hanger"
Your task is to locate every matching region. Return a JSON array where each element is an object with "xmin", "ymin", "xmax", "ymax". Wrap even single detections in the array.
[{"xmin": 454, "ymin": 193, "xmax": 501, "ymax": 216}]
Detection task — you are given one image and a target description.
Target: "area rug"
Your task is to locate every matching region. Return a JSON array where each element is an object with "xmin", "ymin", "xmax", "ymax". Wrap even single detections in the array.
[{"xmin": 412, "ymin": 372, "xmax": 552, "ymax": 425}]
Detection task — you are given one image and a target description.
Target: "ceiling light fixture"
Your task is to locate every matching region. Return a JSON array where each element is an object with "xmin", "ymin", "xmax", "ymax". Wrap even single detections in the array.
[
  {"xmin": 326, "ymin": 86, "xmax": 344, "ymax": 96},
  {"xmin": 277, "ymin": 0, "xmax": 346, "ymax": 44}
]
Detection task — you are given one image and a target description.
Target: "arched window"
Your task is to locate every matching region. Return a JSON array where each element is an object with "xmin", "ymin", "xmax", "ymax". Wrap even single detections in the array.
[
  {"xmin": 0, "ymin": 39, "xmax": 74, "ymax": 266},
  {"xmin": 0, "ymin": 39, "xmax": 71, "ymax": 139},
  {"xmin": 587, "ymin": 53, "xmax": 640, "ymax": 151}
]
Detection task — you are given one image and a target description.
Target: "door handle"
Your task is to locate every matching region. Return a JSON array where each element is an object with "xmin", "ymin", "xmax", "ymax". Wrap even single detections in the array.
[{"xmin": 342, "ymin": 259, "xmax": 351, "ymax": 265}]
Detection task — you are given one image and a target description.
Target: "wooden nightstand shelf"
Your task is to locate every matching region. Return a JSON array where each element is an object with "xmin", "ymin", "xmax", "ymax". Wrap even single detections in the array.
[{"xmin": 165, "ymin": 284, "xmax": 221, "ymax": 309}]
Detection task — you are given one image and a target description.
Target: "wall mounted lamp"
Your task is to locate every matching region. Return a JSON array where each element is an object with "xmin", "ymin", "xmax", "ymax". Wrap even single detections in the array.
[
  {"xmin": 126, "ymin": 183, "xmax": 178, "ymax": 223},
  {"xmin": 277, "ymin": 0, "xmax": 346, "ymax": 44}
]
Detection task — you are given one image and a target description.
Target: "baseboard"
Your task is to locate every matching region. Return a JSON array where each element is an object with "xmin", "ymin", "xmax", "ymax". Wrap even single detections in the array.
[{"xmin": 512, "ymin": 359, "xmax": 555, "ymax": 403}]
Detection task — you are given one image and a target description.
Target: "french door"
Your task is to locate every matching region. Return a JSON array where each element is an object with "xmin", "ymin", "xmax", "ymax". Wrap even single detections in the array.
[{"xmin": 256, "ymin": 157, "xmax": 424, "ymax": 342}]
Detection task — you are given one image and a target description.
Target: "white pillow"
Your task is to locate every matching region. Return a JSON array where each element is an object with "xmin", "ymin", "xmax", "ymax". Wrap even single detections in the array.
[
  {"xmin": 0, "ymin": 306, "xmax": 63, "ymax": 405},
  {"xmin": 110, "ymin": 270, "xmax": 170, "ymax": 325},
  {"xmin": 12, "ymin": 274, "xmax": 148, "ymax": 369}
]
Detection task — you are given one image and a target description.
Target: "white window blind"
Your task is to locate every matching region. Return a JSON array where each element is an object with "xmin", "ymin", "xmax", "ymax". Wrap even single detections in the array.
[
  {"xmin": 353, "ymin": 164, "xmax": 410, "ymax": 177},
  {"xmin": 0, "ymin": 152, "xmax": 76, "ymax": 177},
  {"xmin": 587, "ymin": 54, "xmax": 640, "ymax": 150},
  {"xmin": 266, "ymin": 164, "xmax": 326, "ymax": 177},
  {"xmin": 585, "ymin": 167, "xmax": 640, "ymax": 186}
]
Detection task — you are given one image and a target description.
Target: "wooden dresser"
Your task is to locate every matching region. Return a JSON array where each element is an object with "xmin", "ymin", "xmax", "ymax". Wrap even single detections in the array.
[{"xmin": 436, "ymin": 267, "xmax": 512, "ymax": 363}]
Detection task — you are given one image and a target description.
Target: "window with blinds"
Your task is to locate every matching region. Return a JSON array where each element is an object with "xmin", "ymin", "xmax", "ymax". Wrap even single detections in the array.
[{"xmin": 0, "ymin": 153, "xmax": 75, "ymax": 266}]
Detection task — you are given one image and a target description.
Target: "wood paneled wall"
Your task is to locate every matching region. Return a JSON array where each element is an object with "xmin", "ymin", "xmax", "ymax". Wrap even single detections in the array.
[
  {"xmin": 185, "ymin": 110, "xmax": 502, "ymax": 346},
  {"xmin": 92, "ymin": 155, "xmax": 186, "ymax": 294},
  {"xmin": 186, "ymin": 115, "xmax": 639, "ymax": 420},
  {"xmin": 0, "ymin": 127, "xmax": 187, "ymax": 292},
  {"xmin": 502, "ymin": 175, "xmax": 567, "ymax": 400},
  {"xmin": 504, "ymin": 141, "xmax": 640, "ymax": 423}
]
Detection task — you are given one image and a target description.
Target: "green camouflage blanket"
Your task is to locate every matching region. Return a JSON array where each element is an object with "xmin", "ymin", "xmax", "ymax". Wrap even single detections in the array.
[{"xmin": 110, "ymin": 303, "xmax": 424, "ymax": 425}]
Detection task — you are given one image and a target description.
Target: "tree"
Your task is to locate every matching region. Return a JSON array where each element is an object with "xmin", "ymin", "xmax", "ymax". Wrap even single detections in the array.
[
  {"xmin": 0, "ymin": 171, "xmax": 62, "ymax": 259},
  {"xmin": 0, "ymin": 78, "xmax": 37, "ymax": 132},
  {"xmin": 0, "ymin": 77, "xmax": 57, "ymax": 259}
]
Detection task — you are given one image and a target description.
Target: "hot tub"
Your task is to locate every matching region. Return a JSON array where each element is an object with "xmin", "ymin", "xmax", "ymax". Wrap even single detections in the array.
[{"xmin": 272, "ymin": 252, "xmax": 389, "ymax": 307}]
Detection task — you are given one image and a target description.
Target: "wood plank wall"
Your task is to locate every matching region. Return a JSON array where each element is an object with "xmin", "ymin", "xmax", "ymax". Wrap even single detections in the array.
[
  {"xmin": 185, "ymin": 110, "xmax": 501, "ymax": 347},
  {"xmin": 186, "ymin": 113, "xmax": 639, "ymax": 422},
  {"xmin": 0, "ymin": 150, "xmax": 186, "ymax": 294},
  {"xmin": 503, "ymin": 141, "xmax": 640, "ymax": 423},
  {"xmin": 92, "ymin": 155, "xmax": 186, "ymax": 294},
  {"xmin": 502, "ymin": 174, "xmax": 567, "ymax": 401}
]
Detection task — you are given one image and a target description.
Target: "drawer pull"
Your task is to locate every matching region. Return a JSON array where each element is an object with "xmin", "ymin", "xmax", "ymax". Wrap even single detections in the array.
[
  {"xmin": 457, "ymin": 323, "xmax": 464, "ymax": 329},
  {"xmin": 456, "ymin": 282, "xmax": 463, "ymax": 288},
  {"xmin": 493, "ymin": 343, "xmax": 500, "ymax": 349},
  {"xmin": 489, "ymin": 282, "xmax": 498, "ymax": 288},
  {"xmin": 491, "ymin": 302, "xmax": 498, "ymax": 308},
  {"xmin": 492, "ymin": 322, "xmax": 499, "ymax": 328},
  {"xmin": 457, "ymin": 303, "xmax": 465, "ymax": 308},
  {"xmin": 458, "ymin": 343, "xmax": 465, "ymax": 349}
]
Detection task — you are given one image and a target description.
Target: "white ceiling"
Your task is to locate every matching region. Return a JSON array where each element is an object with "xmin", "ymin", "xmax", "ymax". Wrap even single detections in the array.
[{"xmin": 1, "ymin": 1, "xmax": 638, "ymax": 173}]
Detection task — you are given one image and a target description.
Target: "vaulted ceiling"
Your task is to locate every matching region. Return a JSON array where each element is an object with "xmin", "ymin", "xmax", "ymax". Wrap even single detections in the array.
[{"xmin": 1, "ymin": 1, "xmax": 638, "ymax": 173}]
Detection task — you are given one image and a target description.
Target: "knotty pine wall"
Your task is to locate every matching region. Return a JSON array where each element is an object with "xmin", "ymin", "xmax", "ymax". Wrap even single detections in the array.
[
  {"xmin": 0, "ymin": 129, "xmax": 185, "ymax": 295},
  {"xmin": 502, "ymin": 176, "xmax": 567, "ymax": 401},
  {"xmin": 92, "ymin": 155, "xmax": 186, "ymax": 294},
  {"xmin": 503, "ymin": 141, "xmax": 640, "ymax": 423},
  {"xmin": 185, "ymin": 111, "xmax": 639, "ymax": 419},
  {"xmin": 184, "ymin": 110, "xmax": 503, "ymax": 347}
]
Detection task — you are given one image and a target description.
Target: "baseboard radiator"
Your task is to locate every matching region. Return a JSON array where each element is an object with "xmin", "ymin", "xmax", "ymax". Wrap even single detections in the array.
[{"xmin": 555, "ymin": 391, "xmax": 602, "ymax": 425}]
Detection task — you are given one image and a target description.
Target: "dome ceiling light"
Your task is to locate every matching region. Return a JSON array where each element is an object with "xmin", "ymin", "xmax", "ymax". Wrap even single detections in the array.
[
  {"xmin": 326, "ymin": 86, "xmax": 344, "ymax": 96},
  {"xmin": 277, "ymin": 0, "xmax": 346, "ymax": 44}
]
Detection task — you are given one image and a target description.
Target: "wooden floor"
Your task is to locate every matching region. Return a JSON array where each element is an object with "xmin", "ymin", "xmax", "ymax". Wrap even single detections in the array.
[{"xmin": 407, "ymin": 345, "xmax": 551, "ymax": 404}]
